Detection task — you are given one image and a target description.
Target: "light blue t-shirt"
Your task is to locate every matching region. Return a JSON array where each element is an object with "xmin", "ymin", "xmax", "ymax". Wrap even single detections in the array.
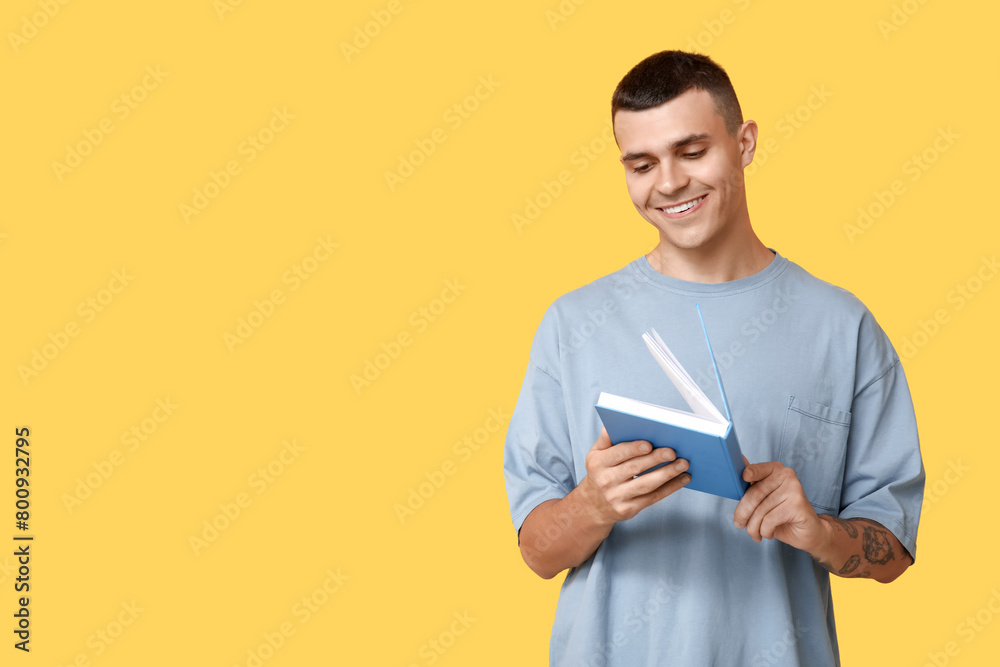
[{"xmin": 503, "ymin": 252, "xmax": 924, "ymax": 667}]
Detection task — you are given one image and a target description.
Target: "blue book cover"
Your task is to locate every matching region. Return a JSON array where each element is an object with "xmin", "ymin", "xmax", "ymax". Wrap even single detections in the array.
[{"xmin": 594, "ymin": 305, "xmax": 748, "ymax": 501}]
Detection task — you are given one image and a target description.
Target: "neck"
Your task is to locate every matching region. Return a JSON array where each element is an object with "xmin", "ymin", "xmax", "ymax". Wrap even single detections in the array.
[{"xmin": 646, "ymin": 230, "xmax": 775, "ymax": 284}]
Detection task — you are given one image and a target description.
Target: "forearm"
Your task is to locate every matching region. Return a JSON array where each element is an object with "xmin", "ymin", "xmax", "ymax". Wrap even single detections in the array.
[
  {"xmin": 518, "ymin": 477, "xmax": 615, "ymax": 580},
  {"xmin": 809, "ymin": 515, "xmax": 912, "ymax": 583}
]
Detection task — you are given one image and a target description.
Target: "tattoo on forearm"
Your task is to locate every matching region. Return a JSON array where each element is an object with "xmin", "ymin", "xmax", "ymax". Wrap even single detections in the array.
[
  {"xmin": 828, "ymin": 517, "xmax": 858, "ymax": 538},
  {"xmin": 820, "ymin": 516, "xmax": 901, "ymax": 579},
  {"xmin": 838, "ymin": 554, "xmax": 860, "ymax": 575},
  {"xmin": 861, "ymin": 524, "xmax": 894, "ymax": 565}
]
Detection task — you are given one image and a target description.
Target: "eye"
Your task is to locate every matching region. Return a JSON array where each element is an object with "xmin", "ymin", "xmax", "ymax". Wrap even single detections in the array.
[
  {"xmin": 631, "ymin": 164, "xmax": 652, "ymax": 174},
  {"xmin": 683, "ymin": 149, "xmax": 707, "ymax": 159}
]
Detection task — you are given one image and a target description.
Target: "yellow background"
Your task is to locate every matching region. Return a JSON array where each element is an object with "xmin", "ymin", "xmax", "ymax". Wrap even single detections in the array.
[{"xmin": 2, "ymin": 0, "xmax": 997, "ymax": 664}]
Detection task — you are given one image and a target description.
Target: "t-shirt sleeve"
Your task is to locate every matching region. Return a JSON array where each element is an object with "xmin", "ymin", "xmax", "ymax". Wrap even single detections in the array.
[
  {"xmin": 503, "ymin": 310, "xmax": 578, "ymax": 537},
  {"xmin": 838, "ymin": 314, "xmax": 925, "ymax": 560}
]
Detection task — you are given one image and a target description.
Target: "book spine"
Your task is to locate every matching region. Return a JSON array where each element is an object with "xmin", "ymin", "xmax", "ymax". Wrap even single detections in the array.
[{"xmin": 723, "ymin": 424, "xmax": 749, "ymax": 498}]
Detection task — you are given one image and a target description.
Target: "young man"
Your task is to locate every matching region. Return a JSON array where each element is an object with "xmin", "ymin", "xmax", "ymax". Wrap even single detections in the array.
[{"xmin": 503, "ymin": 51, "xmax": 924, "ymax": 666}]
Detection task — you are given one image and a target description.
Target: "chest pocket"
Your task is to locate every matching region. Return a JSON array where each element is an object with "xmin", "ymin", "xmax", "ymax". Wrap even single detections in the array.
[{"xmin": 777, "ymin": 396, "xmax": 851, "ymax": 513}]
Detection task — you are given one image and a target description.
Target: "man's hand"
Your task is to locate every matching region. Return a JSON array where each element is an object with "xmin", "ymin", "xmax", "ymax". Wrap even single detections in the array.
[
  {"xmin": 734, "ymin": 459, "xmax": 912, "ymax": 583},
  {"xmin": 517, "ymin": 427, "xmax": 690, "ymax": 579},
  {"xmin": 581, "ymin": 427, "xmax": 692, "ymax": 525},
  {"xmin": 733, "ymin": 461, "xmax": 824, "ymax": 553}
]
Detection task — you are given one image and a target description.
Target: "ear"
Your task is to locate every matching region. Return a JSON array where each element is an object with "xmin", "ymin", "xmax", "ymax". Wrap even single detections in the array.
[{"xmin": 737, "ymin": 119, "xmax": 759, "ymax": 168}]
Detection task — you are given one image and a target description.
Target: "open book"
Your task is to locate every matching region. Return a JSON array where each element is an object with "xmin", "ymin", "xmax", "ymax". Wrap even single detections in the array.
[{"xmin": 594, "ymin": 305, "xmax": 748, "ymax": 500}]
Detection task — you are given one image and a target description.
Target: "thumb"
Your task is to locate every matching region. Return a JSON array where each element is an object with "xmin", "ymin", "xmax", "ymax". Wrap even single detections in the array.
[{"xmin": 743, "ymin": 460, "xmax": 777, "ymax": 483}]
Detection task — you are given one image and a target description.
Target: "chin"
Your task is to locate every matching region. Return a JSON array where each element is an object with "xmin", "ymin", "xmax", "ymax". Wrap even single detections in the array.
[{"xmin": 656, "ymin": 229, "xmax": 713, "ymax": 252}]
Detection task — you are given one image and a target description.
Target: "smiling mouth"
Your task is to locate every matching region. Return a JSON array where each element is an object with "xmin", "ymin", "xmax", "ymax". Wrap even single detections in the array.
[{"xmin": 659, "ymin": 195, "xmax": 707, "ymax": 216}]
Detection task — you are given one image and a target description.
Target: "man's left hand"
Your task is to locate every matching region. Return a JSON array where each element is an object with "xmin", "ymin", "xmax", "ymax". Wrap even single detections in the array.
[
  {"xmin": 733, "ymin": 460, "xmax": 823, "ymax": 553},
  {"xmin": 733, "ymin": 459, "xmax": 913, "ymax": 583}
]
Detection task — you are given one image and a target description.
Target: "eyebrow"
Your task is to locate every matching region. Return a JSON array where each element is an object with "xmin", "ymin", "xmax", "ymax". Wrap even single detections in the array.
[{"xmin": 620, "ymin": 133, "xmax": 711, "ymax": 162}]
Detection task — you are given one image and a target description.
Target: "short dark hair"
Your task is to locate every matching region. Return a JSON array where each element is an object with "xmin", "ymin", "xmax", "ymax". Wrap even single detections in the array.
[{"xmin": 612, "ymin": 51, "xmax": 743, "ymax": 136}]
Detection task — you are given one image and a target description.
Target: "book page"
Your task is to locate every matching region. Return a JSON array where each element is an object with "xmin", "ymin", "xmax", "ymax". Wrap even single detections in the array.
[{"xmin": 643, "ymin": 330, "xmax": 726, "ymax": 423}]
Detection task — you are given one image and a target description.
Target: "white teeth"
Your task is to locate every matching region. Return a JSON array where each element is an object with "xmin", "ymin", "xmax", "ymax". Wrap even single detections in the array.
[{"xmin": 663, "ymin": 195, "xmax": 705, "ymax": 214}]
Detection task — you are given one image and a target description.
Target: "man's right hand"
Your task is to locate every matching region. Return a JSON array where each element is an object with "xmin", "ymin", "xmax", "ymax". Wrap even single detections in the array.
[
  {"xmin": 581, "ymin": 426, "xmax": 691, "ymax": 525},
  {"xmin": 518, "ymin": 427, "xmax": 690, "ymax": 579}
]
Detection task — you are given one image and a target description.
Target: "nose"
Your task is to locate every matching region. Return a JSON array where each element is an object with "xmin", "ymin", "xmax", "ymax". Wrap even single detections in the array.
[{"xmin": 655, "ymin": 159, "xmax": 689, "ymax": 197}]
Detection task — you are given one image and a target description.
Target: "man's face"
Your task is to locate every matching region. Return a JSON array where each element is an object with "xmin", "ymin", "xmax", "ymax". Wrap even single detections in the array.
[{"xmin": 614, "ymin": 88, "xmax": 756, "ymax": 253}]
